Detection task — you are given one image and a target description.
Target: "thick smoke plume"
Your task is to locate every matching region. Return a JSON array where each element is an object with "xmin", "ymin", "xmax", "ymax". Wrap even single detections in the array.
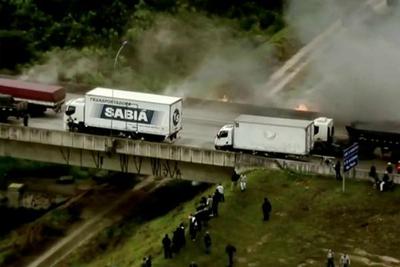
[
  {"xmin": 21, "ymin": 13, "xmax": 278, "ymax": 100},
  {"xmin": 282, "ymin": 0, "xmax": 400, "ymax": 122}
]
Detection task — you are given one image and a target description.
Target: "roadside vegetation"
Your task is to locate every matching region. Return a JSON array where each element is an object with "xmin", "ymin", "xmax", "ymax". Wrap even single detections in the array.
[
  {"xmin": 1, "ymin": 0, "xmax": 287, "ymax": 69},
  {"xmin": 0, "ymin": 194, "xmax": 83, "ymax": 266},
  {"xmin": 59, "ymin": 170, "xmax": 400, "ymax": 267},
  {"xmin": 1, "ymin": 0, "xmax": 297, "ymax": 96}
]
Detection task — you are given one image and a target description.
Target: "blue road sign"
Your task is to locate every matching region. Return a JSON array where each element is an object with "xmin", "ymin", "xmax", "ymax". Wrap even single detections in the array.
[{"xmin": 343, "ymin": 143, "xmax": 359, "ymax": 172}]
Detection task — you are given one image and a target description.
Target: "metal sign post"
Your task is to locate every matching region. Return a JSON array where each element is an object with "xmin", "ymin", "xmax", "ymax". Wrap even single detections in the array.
[{"xmin": 342, "ymin": 143, "xmax": 359, "ymax": 193}]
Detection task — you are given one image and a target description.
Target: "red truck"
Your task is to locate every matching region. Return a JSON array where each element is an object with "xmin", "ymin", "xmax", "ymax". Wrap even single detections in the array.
[{"xmin": 0, "ymin": 78, "xmax": 66, "ymax": 114}]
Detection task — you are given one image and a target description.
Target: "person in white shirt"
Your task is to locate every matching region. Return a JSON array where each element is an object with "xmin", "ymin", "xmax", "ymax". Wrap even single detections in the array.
[
  {"xmin": 216, "ymin": 183, "xmax": 224, "ymax": 202},
  {"xmin": 239, "ymin": 174, "xmax": 247, "ymax": 191},
  {"xmin": 340, "ymin": 254, "xmax": 350, "ymax": 267},
  {"xmin": 327, "ymin": 249, "xmax": 335, "ymax": 267}
]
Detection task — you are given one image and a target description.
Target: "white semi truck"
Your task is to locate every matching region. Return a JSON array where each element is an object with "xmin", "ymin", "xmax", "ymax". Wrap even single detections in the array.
[
  {"xmin": 64, "ymin": 87, "xmax": 183, "ymax": 141},
  {"xmin": 214, "ymin": 115, "xmax": 334, "ymax": 156}
]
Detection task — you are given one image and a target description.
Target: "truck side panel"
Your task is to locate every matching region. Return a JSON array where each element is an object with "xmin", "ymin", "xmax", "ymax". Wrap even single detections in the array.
[
  {"xmin": 0, "ymin": 78, "xmax": 65, "ymax": 106},
  {"xmin": 233, "ymin": 121, "xmax": 311, "ymax": 155},
  {"xmin": 84, "ymin": 94, "xmax": 172, "ymax": 136}
]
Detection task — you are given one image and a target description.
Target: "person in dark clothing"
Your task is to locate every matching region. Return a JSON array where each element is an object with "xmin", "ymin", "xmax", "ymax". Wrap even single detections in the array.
[
  {"xmin": 145, "ymin": 255, "xmax": 152, "ymax": 267},
  {"xmin": 231, "ymin": 172, "xmax": 240, "ymax": 190},
  {"xmin": 162, "ymin": 234, "xmax": 172, "ymax": 259},
  {"xmin": 334, "ymin": 160, "xmax": 342, "ymax": 180},
  {"xmin": 189, "ymin": 216, "xmax": 198, "ymax": 241},
  {"xmin": 383, "ymin": 171, "xmax": 390, "ymax": 183},
  {"xmin": 369, "ymin": 165, "xmax": 377, "ymax": 179},
  {"xmin": 200, "ymin": 196, "xmax": 207, "ymax": 206},
  {"xmin": 262, "ymin": 197, "xmax": 272, "ymax": 221},
  {"xmin": 212, "ymin": 192, "xmax": 220, "ymax": 217},
  {"xmin": 141, "ymin": 257, "xmax": 147, "ymax": 267},
  {"xmin": 172, "ymin": 228, "xmax": 181, "ymax": 253},
  {"xmin": 386, "ymin": 162, "xmax": 393, "ymax": 174},
  {"xmin": 204, "ymin": 231, "xmax": 212, "ymax": 254},
  {"xmin": 225, "ymin": 244, "xmax": 236, "ymax": 267},
  {"xmin": 178, "ymin": 223, "xmax": 186, "ymax": 247},
  {"xmin": 381, "ymin": 171, "xmax": 394, "ymax": 192},
  {"xmin": 195, "ymin": 208, "xmax": 209, "ymax": 229},
  {"xmin": 195, "ymin": 211, "xmax": 203, "ymax": 232},
  {"xmin": 369, "ymin": 165, "xmax": 380, "ymax": 189},
  {"xmin": 189, "ymin": 261, "xmax": 198, "ymax": 267}
]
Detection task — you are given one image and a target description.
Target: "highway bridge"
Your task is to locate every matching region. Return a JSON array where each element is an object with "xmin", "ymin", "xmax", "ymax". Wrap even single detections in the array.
[
  {"xmin": 1, "ymin": 115, "xmax": 399, "ymax": 184},
  {"xmin": 0, "ymin": 0, "xmax": 397, "ymax": 183}
]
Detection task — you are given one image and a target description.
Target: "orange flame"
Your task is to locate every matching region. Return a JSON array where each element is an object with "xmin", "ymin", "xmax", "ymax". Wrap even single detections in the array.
[{"xmin": 295, "ymin": 104, "xmax": 309, "ymax": 111}]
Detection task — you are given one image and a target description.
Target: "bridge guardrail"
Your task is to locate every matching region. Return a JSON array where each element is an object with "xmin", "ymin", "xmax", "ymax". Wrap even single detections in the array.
[{"xmin": 0, "ymin": 123, "xmax": 236, "ymax": 168}]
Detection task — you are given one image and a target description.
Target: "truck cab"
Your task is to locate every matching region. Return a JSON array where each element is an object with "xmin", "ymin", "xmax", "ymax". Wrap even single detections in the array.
[
  {"xmin": 214, "ymin": 124, "xmax": 234, "ymax": 150},
  {"xmin": 64, "ymin": 98, "xmax": 85, "ymax": 131},
  {"xmin": 0, "ymin": 94, "xmax": 29, "ymax": 126},
  {"xmin": 313, "ymin": 117, "xmax": 334, "ymax": 143}
]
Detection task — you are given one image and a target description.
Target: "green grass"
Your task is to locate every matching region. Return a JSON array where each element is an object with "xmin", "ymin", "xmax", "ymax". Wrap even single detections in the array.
[{"xmin": 61, "ymin": 170, "xmax": 400, "ymax": 267}]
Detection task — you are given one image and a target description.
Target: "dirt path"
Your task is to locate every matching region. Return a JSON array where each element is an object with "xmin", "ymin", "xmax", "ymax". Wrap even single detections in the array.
[{"xmin": 26, "ymin": 177, "xmax": 164, "ymax": 267}]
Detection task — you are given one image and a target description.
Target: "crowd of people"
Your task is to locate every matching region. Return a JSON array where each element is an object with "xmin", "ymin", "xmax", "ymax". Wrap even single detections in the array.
[
  {"xmin": 333, "ymin": 158, "xmax": 397, "ymax": 193},
  {"xmin": 144, "ymin": 163, "xmax": 368, "ymax": 266},
  {"xmin": 369, "ymin": 162, "xmax": 396, "ymax": 192},
  {"xmin": 157, "ymin": 174, "xmax": 264, "ymax": 266},
  {"xmin": 143, "ymin": 155, "xmax": 398, "ymax": 267},
  {"xmin": 160, "ymin": 183, "xmax": 225, "ymax": 266}
]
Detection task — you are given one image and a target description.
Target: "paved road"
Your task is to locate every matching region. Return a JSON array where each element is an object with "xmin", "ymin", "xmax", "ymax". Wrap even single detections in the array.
[{"xmin": 22, "ymin": 93, "xmax": 350, "ymax": 151}]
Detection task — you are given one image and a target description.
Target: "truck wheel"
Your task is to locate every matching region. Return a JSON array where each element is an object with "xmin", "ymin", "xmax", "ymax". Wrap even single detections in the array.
[
  {"xmin": 169, "ymin": 133, "xmax": 176, "ymax": 141},
  {"xmin": 68, "ymin": 124, "xmax": 77, "ymax": 132}
]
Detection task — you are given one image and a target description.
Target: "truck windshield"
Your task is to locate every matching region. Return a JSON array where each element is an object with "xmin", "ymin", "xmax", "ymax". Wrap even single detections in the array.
[
  {"xmin": 314, "ymin": 125, "xmax": 319, "ymax": 135},
  {"xmin": 217, "ymin": 131, "xmax": 228, "ymax": 138},
  {"xmin": 65, "ymin": 106, "xmax": 76, "ymax": 116}
]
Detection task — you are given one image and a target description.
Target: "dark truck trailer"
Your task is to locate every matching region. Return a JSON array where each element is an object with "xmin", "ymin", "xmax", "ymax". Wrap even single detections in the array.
[
  {"xmin": 346, "ymin": 121, "xmax": 400, "ymax": 156},
  {"xmin": 0, "ymin": 94, "xmax": 29, "ymax": 126},
  {"xmin": 0, "ymin": 78, "xmax": 65, "ymax": 114}
]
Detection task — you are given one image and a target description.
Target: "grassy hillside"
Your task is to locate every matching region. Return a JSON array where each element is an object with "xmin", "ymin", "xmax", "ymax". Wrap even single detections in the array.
[{"xmin": 61, "ymin": 170, "xmax": 400, "ymax": 267}]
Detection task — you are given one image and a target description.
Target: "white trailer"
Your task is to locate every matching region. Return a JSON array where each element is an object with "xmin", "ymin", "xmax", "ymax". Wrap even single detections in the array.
[
  {"xmin": 215, "ymin": 114, "xmax": 334, "ymax": 156},
  {"xmin": 64, "ymin": 87, "xmax": 183, "ymax": 141}
]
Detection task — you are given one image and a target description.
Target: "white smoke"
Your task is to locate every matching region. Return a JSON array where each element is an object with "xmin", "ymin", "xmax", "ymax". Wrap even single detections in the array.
[{"xmin": 282, "ymin": 0, "xmax": 400, "ymax": 122}]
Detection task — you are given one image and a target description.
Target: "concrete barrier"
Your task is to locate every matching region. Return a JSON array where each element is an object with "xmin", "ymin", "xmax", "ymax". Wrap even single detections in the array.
[{"xmin": 1, "ymin": 123, "xmax": 399, "ymax": 184}]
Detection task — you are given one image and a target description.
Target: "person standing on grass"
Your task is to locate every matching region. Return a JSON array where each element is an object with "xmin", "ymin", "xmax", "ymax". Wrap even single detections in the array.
[
  {"xmin": 334, "ymin": 160, "xmax": 342, "ymax": 180},
  {"xmin": 189, "ymin": 215, "xmax": 198, "ymax": 241},
  {"xmin": 145, "ymin": 255, "xmax": 152, "ymax": 267},
  {"xmin": 178, "ymin": 223, "xmax": 186, "ymax": 248},
  {"xmin": 231, "ymin": 172, "xmax": 240, "ymax": 190},
  {"xmin": 239, "ymin": 173, "xmax": 247, "ymax": 192},
  {"xmin": 340, "ymin": 253, "xmax": 351, "ymax": 267},
  {"xmin": 386, "ymin": 162, "xmax": 393, "ymax": 174},
  {"xmin": 172, "ymin": 227, "xmax": 181, "ymax": 253},
  {"xmin": 141, "ymin": 257, "xmax": 147, "ymax": 267},
  {"xmin": 206, "ymin": 194, "xmax": 213, "ymax": 216},
  {"xmin": 162, "ymin": 234, "xmax": 172, "ymax": 259},
  {"xmin": 225, "ymin": 244, "xmax": 237, "ymax": 267},
  {"xmin": 212, "ymin": 191, "xmax": 220, "ymax": 217},
  {"xmin": 216, "ymin": 183, "xmax": 225, "ymax": 202},
  {"xmin": 204, "ymin": 231, "xmax": 212, "ymax": 254},
  {"xmin": 327, "ymin": 249, "xmax": 335, "ymax": 267},
  {"xmin": 262, "ymin": 197, "xmax": 272, "ymax": 221}
]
